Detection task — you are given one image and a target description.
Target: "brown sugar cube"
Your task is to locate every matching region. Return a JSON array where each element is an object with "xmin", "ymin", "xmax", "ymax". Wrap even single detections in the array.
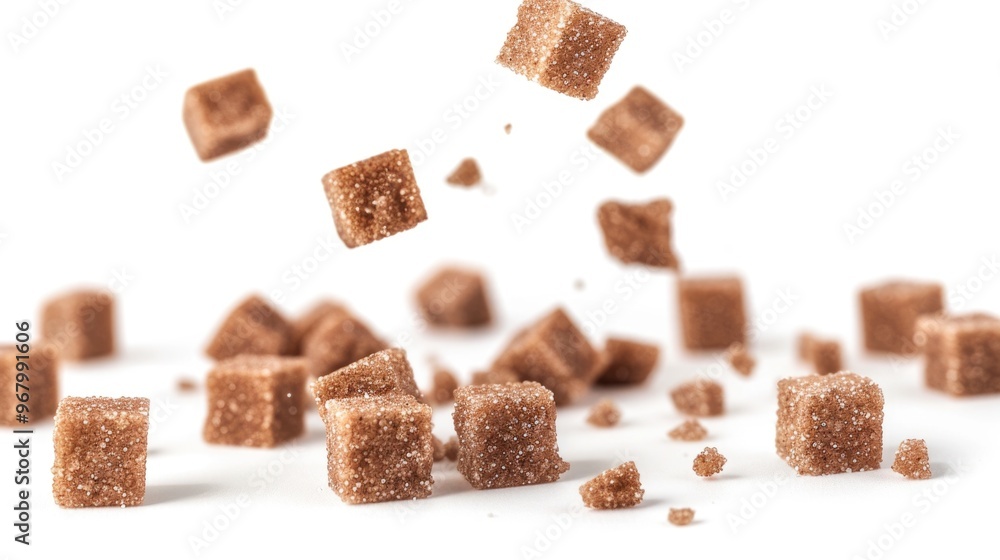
[
  {"xmin": 670, "ymin": 380, "xmax": 724, "ymax": 417},
  {"xmin": 205, "ymin": 295, "xmax": 294, "ymax": 361},
  {"xmin": 203, "ymin": 355, "xmax": 308, "ymax": 447},
  {"xmin": 290, "ymin": 300, "xmax": 348, "ymax": 354},
  {"xmin": 432, "ymin": 435, "xmax": 446, "ymax": 462},
  {"xmin": 725, "ymin": 342, "xmax": 755, "ymax": 377},
  {"xmin": 322, "ymin": 149, "xmax": 427, "ymax": 248},
  {"xmin": 798, "ymin": 333, "xmax": 844, "ymax": 375},
  {"xmin": 443, "ymin": 436, "xmax": 459, "ymax": 461},
  {"xmin": 595, "ymin": 337, "xmax": 660, "ymax": 386},
  {"xmin": 891, "ymin": 439, "xmax": 931, "ymax": 480},
  {"xmin": 692, "ymin": 447, "xmax": 726, "ymax": 477},
  {"xmin": 586, "ymin": 398, "xmax": 621, "ymax": 428},
  {"xmin": 597, "ymin": 199, "xmax": 680, "ymax": 269},
  {"xmin": 427, "ymin": 366, "xmax": 459, "ymax": 405},
  {"xmin": 1, "ymin": 344, "xmax": 59, "ymax": 425},
  {"xmin": 668, "ymin": 419, "xmax": 707, "ymax": 442},
  {"xmin": 41, "ymin": 289, "xmax": 115, "ymax": 361},
  {"xmin": 51, "ymin": 397, "xmax": 149, "ymax": 508},
  {"xmin": 579, "ymin": 461, "xmax": 644, "ymax": 509},
  {"xmin": 776, "ymin": 372, "xmax": 884, "ymax": 475},
  {"xmin": 453, "ymin": 382, "xmax": 568, "ymax": 489},
  {"xmin": 860, "ymin": 280, "xmax": 943, "ymax": 354},
  {"xmin": 301, "ymin": 306, "xmax": 387, "ymax": 377},
  {"xmin": 588, "ymin": 86, "xmax": 684, "ymax": 173},
  {"xmin": 446, "ymin": 158, "xmax": 482, "ymax": 187},
  {"xmin": 668, "ymin": 508, "xmax": 695, "ymax": 526},
  {"xmin": 311, "ymin": 348, "xmax": 422, "ymax": 410},
  {"xmin": 916, "ymin": 313, "xmax": 1000, "ymax": 396},
  {"xmin": 183, "ymin": 69, "xmax": 272, "ymax": 161},
  {"xmin": 678, "ymin": 276, "xmax": 747, "ymax": 351},
  {"xmin": 492, "ymin": 308, "xmax": 602, "ymax": 405},
  {"xmin": 470, "ymin": 368, "xmax": 520, "ymax": 386},
  {"xmin": 415, "ymin": 267, "xmax": 493, "ymax": 328},
  {"xmin": 323, "ymin": 394, "xmax": 433, "ymax": 504},
  {"xmin": 496, "ymin": 0, "xmax": 627, "ymax": 100}
]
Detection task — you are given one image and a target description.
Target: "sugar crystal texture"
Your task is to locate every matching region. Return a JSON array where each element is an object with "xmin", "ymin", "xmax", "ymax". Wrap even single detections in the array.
[
  {"xmin": 588, "ymin": 86, "xmax": 684, "ymax": 172},
  {"xmin": 668, "ymin": 508, "xmax": 695, "ymax": 526},
  {"xmin": 496, "ymin": 0, "xmax": 627, "ymax": 100},
  {"xmin": 311, "ymin": 348, "xmax": 422, "ymax": 409},
  {"xmin": 668, "ymin": 419, "xmax": 707, "ymax": 442},
  {"xmin": 203, "ymin": 355, "xmax": 308, "ymax": 447},
  {"xmin": 427, "ymin": 366, "xmax": 459, "ymax": 405},
  {"xmin": 915, "ymin": 313, "xmax": 1000, "ymax": 395},
  {"xmin": 726, "ymin": 342, "xmax": 755, "ymax": 377},
  {"xmin": 586, "ymin": 399, "xmax": 621, "ymax": 428},
  {"xmin": 453, "ymin": 382, "xmax": 568, "ymax": 489},
  {"xmin": 324, "ymin": 394, "xmax": 433, "ymax": 504},
  {"xmin": 492, "ymin": 308, "xmax": 602, "ymax": 405},
  {"xmin": 692, "ymin": 447, "xmax": 726, "ymax": 477},
  {"xmin": 1, "ymin": 344, "xmax": 59, "ymax": 425},
  {"xmin": 183, "ymin": 69, "xmax": 272, "ymax": 161},
  {"xmin": 322, "ymin": 149, "xmax": 427, "ymax": 248},
  {"xmin": 798, "ymin": 332, "xmax": 843, "ymax": 375},
  {"xmin": 415, "ymin": 267, "xmax": 493, "ymax": 328},
  {"xmin": 579, "ymin": 461, "xmax": 644, "ymax": 509},
  {"xmin": 205, "ymin": 295, "xmax": 294, "ymax": 361},
  {"xmin": 678, "ymin": 276, "xmax": 747, "ymax": 350},
  {"xmin": 597, "ymin": 199, "xmax": 680, "ymax": 269},
  {"xmin": 41, "ymin": 289, "xmax": 115, "ymax": 361},
  {"xmin": 446, "ymin": 158, "xmax": 482, "ymax": 187},
  {"xmin": 595, "ymin": 337, "xmax": 660, "ymax": 385},
  {"xmin": 860, "ymin": 280, "xmax": 943, "ymax": 354},
  {"xmin": 670, "ymin": 380, "xmax": 724, "ymax": 417},
  {"xmin": 891, "ymin": 439, "xmax": 931, "ymax": 480},
  {"xmin": 290, "ymin": 300, "xmax": 348, "ymax": 354},
  {"xmin": 301, "ymin": 305, "xmax": 387, "ymax": 377},
  {"xmin": 471, "ymin": 368, "xmax": 520, "ymax": 386},
  {"xmin": 776, "ymin": 372, "xmax": 884, "ymax": 475},
  {"xmin": 52, "ymin": 397, "xmax": 149, "ymax": 508}
]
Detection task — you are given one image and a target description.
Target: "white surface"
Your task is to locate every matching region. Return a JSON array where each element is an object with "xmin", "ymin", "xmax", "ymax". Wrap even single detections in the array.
[{"xmin": 2, "ymin": 0, "xmax": 999, "ymax": 558}]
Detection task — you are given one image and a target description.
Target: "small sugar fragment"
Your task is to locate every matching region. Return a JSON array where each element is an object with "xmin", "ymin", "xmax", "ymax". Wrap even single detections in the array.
[
  {"xmin": 183, "ymin": 68, "xmax": 272, "ymax": 161},
  {"xmin": 692, "ymin": 447, "xmax": 726, "ymax": 477},
  {"xmin": 725, "ymin": 343, "xmax": 755, "ymax": 376},
  {"xmin": 496, "ymin": 0, "xmax": 627, "ymax": 100},
  {"xmin": 428, "ymin": 366, "xmax": 460, "ymax": 405},
  {"xmin": 670, "ymin": 380, "xmax": 724, "ymax": 417},
  {"xmin": 443, "ymin": 436, "xmax": 459, "ymax": 462},
  {"xmin": 446, "ymin": 158, "xmax": 482, "ymax": 188},
  {"xmin": 586, "ymin": 399, "xmax": 621, "ymax": 428},
  {"xmin": 41, "ymin": 289, "xmax": 115, "ymax": 361},
  {"xmin": 176, "ymin": 377, "xmax": 197, "ymax": 393},
  {"xmin": 504, "ymin": 123, "xmax": 513, "ymax": 135},
  {"xmin": 596, "ymin": 337, "xmax": 660, "ymax": 385},
  {"xmin": 891, "ymin": 439, "xmax": 931, "ymax": 480},
  {"xmin": 588, "ymin": 86, "xmax": 684, "ymax": 173},
  {"xmin": 860, "ymin": 280, "xmax": 943, "ymax": 354},
  {"xmin": 597, "ymin": 199, "xmax": 680, "ymax": 269},
  {"xmin": 668, "ymin": 419, "xmax": 707, "ymax": 442},
  {"xmin": 322, "ymin": 149, "xmax": 427, "ymax": 248},
  {"xmin": 668, "ymin": 508, "xmax": 695, "ymax": 526},
  {"xmin": 432, "ymin": 435, "xmax": 446, "ymax": 462},
  {"xmin": 579, "ymin": 461, "xmax": 644, "ymax": 509}
]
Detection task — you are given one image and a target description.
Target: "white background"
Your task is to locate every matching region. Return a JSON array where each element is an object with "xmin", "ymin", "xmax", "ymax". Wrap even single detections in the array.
[{"xmin": 3, "ymin": 0, "xmax": 999, "ymax": 558}]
